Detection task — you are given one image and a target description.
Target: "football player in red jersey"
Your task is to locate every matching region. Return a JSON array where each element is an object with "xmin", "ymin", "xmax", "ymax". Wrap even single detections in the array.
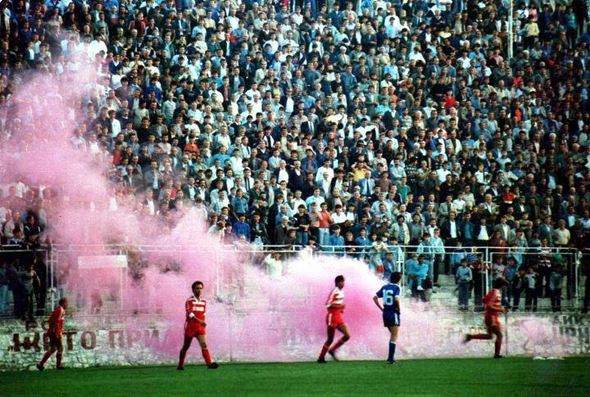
[
  {"xmin": 318, "ymin": 275, "xmax": 351, "ymax": 363},
  {"xmin": 177, "ymin": 281, "xmax": 219, "ymax": 370},
  {"xmin": 37, "ymin": 297, "xmax": 68, "ymax": 371},
  {"xmin": 464, "ymin": 277, "xmax": 507, "ymax": 358}
]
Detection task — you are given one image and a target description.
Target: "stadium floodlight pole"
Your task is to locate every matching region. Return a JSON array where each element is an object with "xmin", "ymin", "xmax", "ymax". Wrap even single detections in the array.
[{"xmin": 508, "ymin": 0, "xmax": 514, "ymax": 60}]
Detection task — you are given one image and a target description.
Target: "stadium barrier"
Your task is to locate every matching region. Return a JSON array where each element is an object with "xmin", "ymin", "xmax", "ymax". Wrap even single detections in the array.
[
  {"xmin": 0, "ymin": 244, "xmax": 586, "ymax": 315},
  {"xmin": 0, "ymin": 244, "xmax": 588, "ymax": 370},
  {"xmin": 1, "ymin": 309, "xmax": 589, "ymax": 370}
]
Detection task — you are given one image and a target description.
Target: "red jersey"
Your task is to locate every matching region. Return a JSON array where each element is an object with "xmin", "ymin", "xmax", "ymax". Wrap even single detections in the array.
[
  {"xmin": 483, "ymin": 288, "xmax": 503, "ymax": 328},
  {"xmin": 325, "ymin": 287, "xmax": 344, "ymax": 312},
  {"xmin": 483, "ymin": 289, "xmax": 503, "ymax": 316},
  {"xmin": 185, "ymin": 296, "xmax": 207, "ymax": 337},
  {"xmin": 325, "ymin": 287, "xmax": 345, "ymax": 328},
  {"xmin": 48, "ymin": 306, "xmax": 65, "ymax": 338},
  {"xmin": 186, "ymin": 296, "xmax": 207, "ymax": 322}
]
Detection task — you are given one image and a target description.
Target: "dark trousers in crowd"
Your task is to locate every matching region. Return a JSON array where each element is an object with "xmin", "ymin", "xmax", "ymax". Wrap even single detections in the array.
[
  {"xmin": 525, "ymin": 288, "xmax": 538, "ymax": 312},
  {"xmin": 524, "ymin": 36, "xmax": 536, "ymax": 48},
  {"xmin": 537, "ymin": 266, "xmax": 551, "ymax": 298},
  {"xmin": 500, "ymin": 285, "xmax": 509, "ymax": 307},
  {"xmin": 410, "ymin": 279, "xmax": 427, "ymax": 303},
  {"xmin": 473, "ymin": 273, "xmax": 484, "ymax": 311},
  {"xmin": 583, "ymin": 275, "xmax": 590, "ymax": 313},
  {"xmin": 309, "ymin": 227, "xmax": 319, "ymax": 244},
  {"xmin": 444, "ymin": 239, "xmax": 457, "ymax": 273},
  {"xmin": 24, "ymin": 288, "xmax": 35, "ymax": 320},
  {"xmin": 433, "ymin": 255, "xmax": 443, "ymax": 284},
  {"xmin": 550, "ymin": 288, "xmax": 562, "ymax": 312},
  {"xmin": 296, "ymin": 231, "xmax": 308, "ymax": 246},
  {"xmin": 511, "ymin": 286, "xmax": 522, "ymax": 310},
  {"xmin": 457, "ymin": 282, "xmax": 470, "ymax": 308},
  {"xmin": 566, "ymin": 262, "xmax": 575, "ymax": 300},
  {"xmin": 12, "ymin": 285, "xmax": 25, "ymax": 317},
  {"xmin": 35, "ymin": 285, "xmax": 46, "ymax": 316},
  {"xmin": 475, "ymin": 240, "xmax": 488, "ymax": 249}
]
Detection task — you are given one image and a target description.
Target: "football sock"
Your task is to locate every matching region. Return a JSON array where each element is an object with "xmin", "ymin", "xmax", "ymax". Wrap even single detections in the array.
[
  {"xmin": 469, "ymin": 333, "xmax": 492, "ymax": 340},
  {"xmin": 319, "ymin": 344, "xmax": 329, "ymax": 360},
  {"xmin": 388, "ymin": 341, "xmax": 396, "ymax": 362},
  {"xmin": 495, "ymin": 337, "xmax": 503, "ymax": 357},
  {"xmin": 39, "ymin": 350, "xmax": 52, "ymax": 366},
  {"xmin": 56, "ymin": 352, "xmax": 63, "ymax": 368},
  {"xmin": 329, "ymin": 336, "xmax": 349, "ymax": 353},
  {"xmin": 178, "ymin": 349, "xmax": 187, "ymax": 368},
  {"xmin": 202, "ymin": 348, "xmax": 212, "ymax": 365}
]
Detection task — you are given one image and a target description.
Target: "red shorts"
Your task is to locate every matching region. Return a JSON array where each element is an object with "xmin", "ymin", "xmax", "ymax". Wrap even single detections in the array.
[
  {"xmin": 185, "ymin": 322, "xmax": 206, "ymax": 338},
  {"xmin": 326, "ymin": 311, "xmax": 345, "ymax": 328},
  {"xmin": 48, "ymin": 334, "xmax": 63, "ymax": 351},
  {"xmin": 485, "ymin": 314, "xmax": 500, "ymax": 329}
]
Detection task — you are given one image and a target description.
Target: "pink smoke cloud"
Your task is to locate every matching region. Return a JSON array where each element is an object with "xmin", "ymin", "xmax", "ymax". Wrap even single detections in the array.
[{"xmin": 0, "ymin": 60, "xmax": 574, "ymax": 365}]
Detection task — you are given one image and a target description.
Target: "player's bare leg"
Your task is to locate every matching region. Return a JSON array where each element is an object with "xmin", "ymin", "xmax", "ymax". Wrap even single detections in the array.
[
  {"xmin": 318, "ymin": 327, "xmax": 335, "ymax": 363},
  {"xmin": 491, "ymin": 325, "xmax": 503, "ymax": 358},
  {"xmin": 464, "ymin": 330, "xmax": 492, "ymax": 343},
  {"xmin": 37, "ymin": 346, "xmax": 56, "ymax": 371},
  {"xmin": 387, "ymin": 326, "xmax": 399, "ymax": 364},
  {"xmin": 464, "ymin": 325, "xmax": 503, "ymax": 358},
  {"xmin": 328, "ymin": 324, "xmax": 351, "ymax": 361},
  {"xmin": 56, "ymin": 343, "xmax": 64, "ymax": 369},
  {"xmin": 197, "ymin": 334, "xmax": 218, "ymax": 369},
  {"xmin": 177, "ymin": 336, "xmax": 193, "ymax": 370}
]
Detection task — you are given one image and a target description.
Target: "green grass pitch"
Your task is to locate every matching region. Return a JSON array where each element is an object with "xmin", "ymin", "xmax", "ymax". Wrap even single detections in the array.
[{"xmin": 1, "ymin": 357, "xmax": 589, "ymax": 396}]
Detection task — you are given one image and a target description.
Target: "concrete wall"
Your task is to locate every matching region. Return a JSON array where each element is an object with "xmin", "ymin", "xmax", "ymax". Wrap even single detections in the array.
[{"xmin": 1, "ymin": 312, "xmax": 588, "ymax": 371}]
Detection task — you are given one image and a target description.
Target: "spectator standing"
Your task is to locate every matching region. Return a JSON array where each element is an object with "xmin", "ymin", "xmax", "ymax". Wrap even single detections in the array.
[
  {"xmin": 0, "ymin": 263, "xmax": 8, "ymax": 315},
  {"xmin": 293, "ymin": 205, "xmax": 311, "ymax": 246},
  {"xmin": 511, "ymin": 268, "xmax": 526, "ymax": 311},
  {"xmin": 456, "ymin": 259, "xmax": 472, "ymax": 311},
  {"xmin": 329, "ymin": 225, "xmax": 345, "ymax": 256},
  {"xmin": 430, "ymin": 229, "xmax": 446, "ymax": 287},
  {"xmin": 407, "ymin": 254, "xmax": 429, "ymax": 302},
  {"xmin": 20, "ymin": 262, "xmax": 40, "ymax": 321},
  {"xmin": 524, "ymin": 266, "xmax": 539, "ymax": 312},
  {"xmin": 549, "ymin": 264, "xmax": 564, "ymax": 312}
]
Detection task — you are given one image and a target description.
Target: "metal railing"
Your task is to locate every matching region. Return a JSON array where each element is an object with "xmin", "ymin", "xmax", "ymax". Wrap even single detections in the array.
[{"xmin": 1, "ymin": 243, "xmax": 586, "ymax": 316}]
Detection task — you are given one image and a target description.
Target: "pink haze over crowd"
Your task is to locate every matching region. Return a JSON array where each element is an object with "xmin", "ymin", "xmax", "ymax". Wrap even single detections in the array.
[{"xmin": 0, "ymin": 65, "xmax": 572, "ymax": 363}]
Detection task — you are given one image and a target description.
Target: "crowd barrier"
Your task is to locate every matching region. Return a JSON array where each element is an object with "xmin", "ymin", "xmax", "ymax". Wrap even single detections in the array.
[{"xmin": 0, "ymin": 244, "xmax": 587, "ymax": 314}]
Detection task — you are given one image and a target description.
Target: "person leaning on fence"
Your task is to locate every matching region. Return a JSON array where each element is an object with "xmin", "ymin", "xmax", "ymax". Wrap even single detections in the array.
[
  {"xmin": 344, "ymin": 231, "xmax": 358, "ymax": 257},
  {"xmin": 536, "ymin": 239, "xmax": 553, "ymax": 299},
  {"xmin": 407, "ymin": 254, "xmax": 429, "ymax": 302},
  {"xmin": 430, "ymin": 229, "xmax": 446, "ymax": 287},
  {"xmin": 450, "ymin": 241, "xmax": 468, "ymax": 277},
  {"xmin": 370, "ymin": 236, "xmax": 388, "ymax": 274},
  {"xmin": 354, "ymin": 228, "xmax": 372, "ymax": 261},
  {"xmin": 417, "ymin": 233, "xmax": 434, "ymax": 278},
  {"xmin": 549, "ymin": 263, "xmax": 564, "ymax": 312},
  {"xmin": 329, "ymin": 225, "xmax": 345, "ymax": 255},
  {"xmin": 383, "ymin": 252, "xmax": 397, "ymax": 281},
  {"xmin": 264, "ymin": 252, "xmax": 283, "ymax": 280},
  {"xmin": 470, "ymin": 256, "xmax": 487, "ymax": 312}
]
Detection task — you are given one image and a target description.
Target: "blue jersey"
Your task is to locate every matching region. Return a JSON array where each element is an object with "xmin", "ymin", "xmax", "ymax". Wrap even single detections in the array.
[{"xmin": 376, "ymin": 283, "xmax": 401, "ymax": 313}]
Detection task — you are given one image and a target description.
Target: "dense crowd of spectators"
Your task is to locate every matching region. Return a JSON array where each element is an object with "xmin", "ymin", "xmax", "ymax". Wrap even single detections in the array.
[{"xmin": 0, "ymin": 0, "xmax": 590, "ymax": 314}]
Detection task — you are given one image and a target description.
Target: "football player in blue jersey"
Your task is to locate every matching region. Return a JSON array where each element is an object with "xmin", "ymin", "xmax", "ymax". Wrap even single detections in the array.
[{"xmin": 373, "ymin": 272, "xmax": 402, "ymax": 364}]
